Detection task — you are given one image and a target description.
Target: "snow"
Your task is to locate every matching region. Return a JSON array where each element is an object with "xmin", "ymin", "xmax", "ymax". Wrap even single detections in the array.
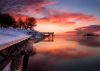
[{"xmin": 0, "ymin": 28, "xmax": 31, "ymax": 50}]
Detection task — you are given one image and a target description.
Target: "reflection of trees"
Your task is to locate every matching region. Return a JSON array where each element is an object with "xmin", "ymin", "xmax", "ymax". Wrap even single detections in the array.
[{"xmin": 77, "ymin": 36, "xmax": 100, "ymax": 47}]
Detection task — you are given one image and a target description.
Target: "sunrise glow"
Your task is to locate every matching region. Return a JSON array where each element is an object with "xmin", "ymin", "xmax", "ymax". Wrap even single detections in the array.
[
  {"xmin": 34, "ymin": 23, "xmax": 70, "ymax": 34},
  {"xmin": 0, "ymin": 0, "xmax": 100, "ymax": 71},
  {"xmin": 34, "ymin": 23, "xmax": 83, "ymax": 35},
  {"xmin": 3, "ymin": 0, "xmax": 99, "ymax": 35}
]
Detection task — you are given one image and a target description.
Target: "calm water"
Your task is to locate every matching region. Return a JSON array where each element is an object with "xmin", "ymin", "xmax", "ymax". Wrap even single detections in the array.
[{"xmin": 28, "ymin": 36, "xmax": 100, "ymax": 71}]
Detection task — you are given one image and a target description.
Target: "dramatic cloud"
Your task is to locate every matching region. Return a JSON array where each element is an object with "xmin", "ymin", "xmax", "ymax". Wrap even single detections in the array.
[
  {"xmin": 37, "ymin": 10, "xmax": 96, "ymax": 26},
  {"xmin": 76, "ymin": 25, "xmax": 100, "ymax": 32},
  {"xmin": 0, "ymin": 0, "xmax": 97, "ymax": 22},
  {"xmin": 0, "ymin": 0, "xmax": 56, "ymax": 15}
]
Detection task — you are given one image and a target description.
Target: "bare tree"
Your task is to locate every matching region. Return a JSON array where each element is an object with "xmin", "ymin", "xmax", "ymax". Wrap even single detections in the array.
[
  {"xmin": 26, "ymin": 17, "xmax": 37, "ymax": 30},
  {"xmin": 0, "ymin": 14, "xmax": 16, "ymax": 28}
]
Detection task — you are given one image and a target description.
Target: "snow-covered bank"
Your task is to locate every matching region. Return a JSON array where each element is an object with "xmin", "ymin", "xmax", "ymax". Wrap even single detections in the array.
[{"xmin": 0, "ymin": 28, "xmax": 31, "ymax": 50}]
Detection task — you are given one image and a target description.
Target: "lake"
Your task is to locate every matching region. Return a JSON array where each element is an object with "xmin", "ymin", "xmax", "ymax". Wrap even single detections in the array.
[{"xmin": 28, "ymin": 35, "xmax": 100, "ymax": 71}]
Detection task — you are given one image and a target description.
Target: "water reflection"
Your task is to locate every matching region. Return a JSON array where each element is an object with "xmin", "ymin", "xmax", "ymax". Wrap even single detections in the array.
[
  {"xmin": 35, "ymin": 36, "xmax": 100, "ymax": 55},
  {"xmin": 27, "ymin": 36, "xmax": 100, "ymax": 71},
  {"xmin": 76, "ymin": 36, "xmax": 100, "ymax": 47}
]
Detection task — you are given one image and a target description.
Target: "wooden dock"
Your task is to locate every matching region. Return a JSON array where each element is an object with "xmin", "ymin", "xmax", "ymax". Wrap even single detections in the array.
[
  {"xmin": 0, "ymin": 28, "xmax": 54, "ymax": 71},
  {"xmin": 0, "ymin": 28, "xmax": 34, "ymax": 71},
  {"xmin": 41, "ymin": 32, "xmax": 54, "ymax": 41}
]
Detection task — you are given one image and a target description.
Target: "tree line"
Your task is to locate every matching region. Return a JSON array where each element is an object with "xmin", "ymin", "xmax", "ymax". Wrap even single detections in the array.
[{"xmin": 0, "ymin": 13, "xmax": 36, "ymax": 30}]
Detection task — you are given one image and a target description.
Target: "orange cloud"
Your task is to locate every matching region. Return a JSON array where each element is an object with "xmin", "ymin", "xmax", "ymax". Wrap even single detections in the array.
[{"xmin": 37, "ymin": 10, "xmax": 96, "ymax": 26}]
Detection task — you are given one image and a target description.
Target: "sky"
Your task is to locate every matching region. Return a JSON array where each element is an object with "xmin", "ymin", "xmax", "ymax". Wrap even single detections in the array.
[
  {"xmin": 0, "ymin": 0, "xmax": 100, "ymax": 34},
  {"xmin": 49, "ymin": 0, "xmax": 100, "ymax": 18},
  {"xmin": 35, "ymin": 0, "xmax": 100, "ymax": 34}
]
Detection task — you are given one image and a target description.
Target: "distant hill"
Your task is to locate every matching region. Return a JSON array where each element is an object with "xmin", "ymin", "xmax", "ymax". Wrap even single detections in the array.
[
  {"xmin": 65, "ymin": 25, "xmax": 100, "ymax": 35},
  {"xmin": 76, "ymin": 25, "xmax": 100, "ymax": 32}
]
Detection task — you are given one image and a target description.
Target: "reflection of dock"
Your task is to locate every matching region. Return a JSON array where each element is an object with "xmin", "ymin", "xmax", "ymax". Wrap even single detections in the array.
[{"xmin": 42, "ymin": 32, "xmax": 54, "ymax": 41}]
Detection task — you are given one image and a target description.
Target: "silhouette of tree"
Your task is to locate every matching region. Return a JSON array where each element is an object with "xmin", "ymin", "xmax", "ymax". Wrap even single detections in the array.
[
  {"xmin": 26, "ymin": 17, "xmax": 36, "ymax": 30},
  {"xmin": 0, "ymin": 13, "xmax": 16, "ymax": 28},
  {"xmin": 17, "ymin": 18, "xmax": 25, "ymax": 28}
]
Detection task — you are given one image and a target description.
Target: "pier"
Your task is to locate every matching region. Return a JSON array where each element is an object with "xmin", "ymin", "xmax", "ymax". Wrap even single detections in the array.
[
  {"xmin": 42, "ymin": 32, "xmax": 54, "ymax": 41},
  {"xmin": 0, "ymin": 28, "xmax": 33, "ymax": 71},
  {"xmin": 0, "ymin": 28, "xmax": 54, "ymax": 71}
]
